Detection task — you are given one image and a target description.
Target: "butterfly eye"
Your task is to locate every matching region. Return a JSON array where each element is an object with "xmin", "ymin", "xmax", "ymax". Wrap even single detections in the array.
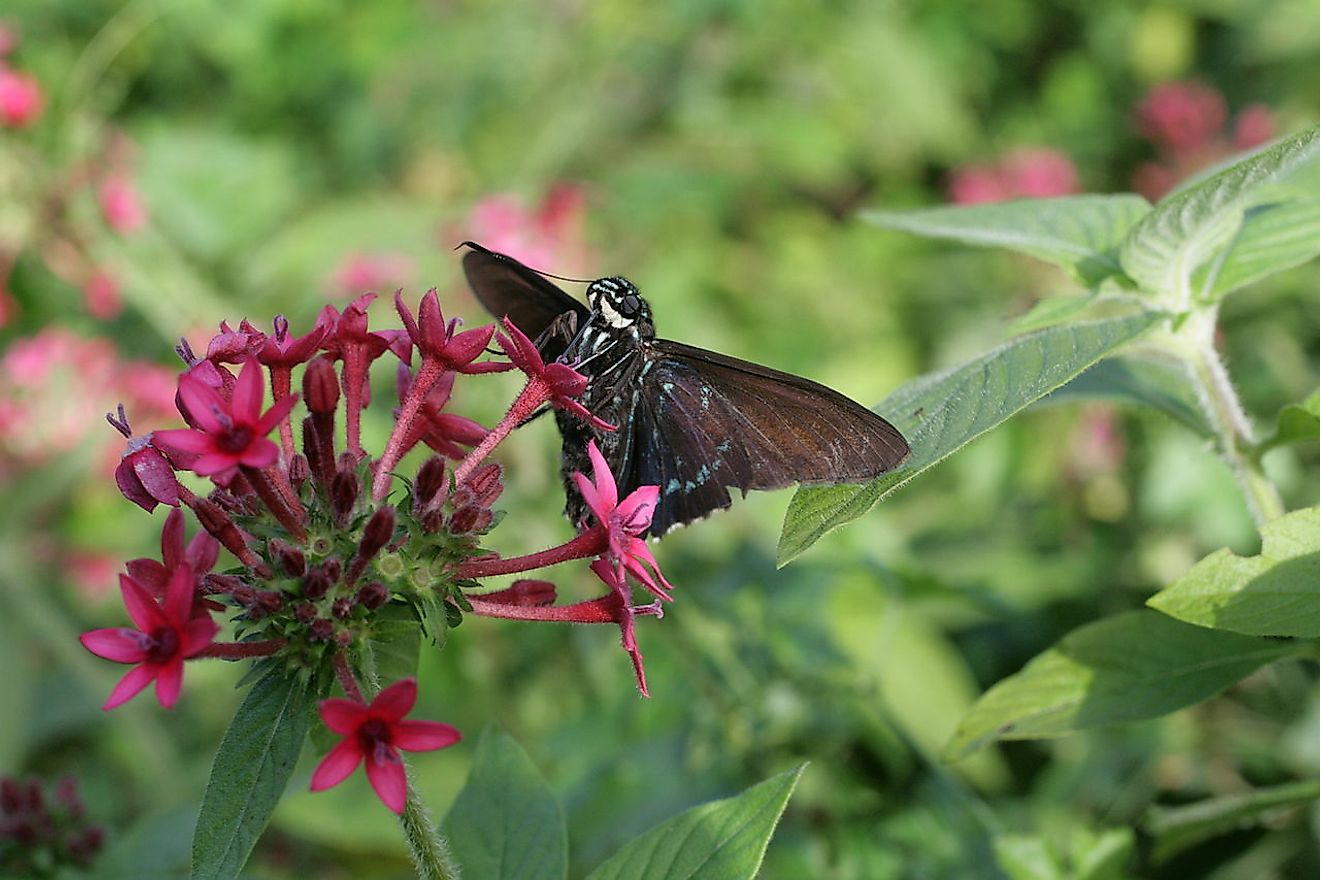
[{"xmin": 620, "ymin": 294, "xmax": 641, "ymax": 317}]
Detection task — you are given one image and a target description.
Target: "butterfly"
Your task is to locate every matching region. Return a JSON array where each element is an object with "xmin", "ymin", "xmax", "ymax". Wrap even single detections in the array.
[{"xmin": 460, "ymin": 241, "xmax": 910, "ymax": 536}]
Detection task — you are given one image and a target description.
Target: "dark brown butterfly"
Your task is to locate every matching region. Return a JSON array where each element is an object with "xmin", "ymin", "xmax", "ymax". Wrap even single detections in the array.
[{"xmin": 461, "ymin": 241, "xmax": 910, "ymax": 536}]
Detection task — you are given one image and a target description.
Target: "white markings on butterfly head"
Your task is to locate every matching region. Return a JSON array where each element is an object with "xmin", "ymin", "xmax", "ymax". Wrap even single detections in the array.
[{"xmin": 587, "ymin": 276, "xmax": 651, "ymax": 336}]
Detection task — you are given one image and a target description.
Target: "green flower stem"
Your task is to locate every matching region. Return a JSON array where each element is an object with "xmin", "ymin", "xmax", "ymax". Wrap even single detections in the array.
[
  {"xmin": 1170, "ymin": 309, "xmax": 1285, "ymax": 526},
  {"xmin": 399, "ymin": 765, "xmax": 460, "ymax": 880},
  {"xmin": 354, "ymin": 664, "xmax": 460, "ymax": 878}
]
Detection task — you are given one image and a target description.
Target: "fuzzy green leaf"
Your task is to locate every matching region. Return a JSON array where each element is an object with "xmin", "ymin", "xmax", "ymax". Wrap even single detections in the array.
[
  {"xmin": 1258, "ymin": 389, "xmax": 1320, "ymax": 453},
  {"xmin": 1044, "ymin": 354, "xmax": 1213, "ymax": 437},
  {"xmin": 585, "ymin": 766, "xmax": 804, "ymax": 880},
  {"xmin": 863, "ymin": 194, "xmax": 1150, "ymax": 285},
  {"xmin": 191, "ymin": 669, "xmax": 317, "ymax": 880},
  {"xmin": 777, "ymin": 311, "xmax": 1162, "ymax": 565},
  {"xmin": 1148, "ymin": 506, "xmax": 1320, "ymax": 636},
  {"xmin": 1121, "ymin": 125, "xmax": 1320, "ymax": 303},
  {"xmin": 945, "ymin": 611, "xmax": 1292, "ymax": 759},
  {"xmin": 442, "ymin": 726, "xmax": 567, "ymax": 880}
]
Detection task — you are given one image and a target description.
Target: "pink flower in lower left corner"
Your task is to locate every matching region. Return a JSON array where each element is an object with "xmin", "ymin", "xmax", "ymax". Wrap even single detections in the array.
[
  {"xmin": 310, "ymin": 678, "xmax": 461, "ymax": 814},
  {"xmin": 79, "ymin": 564, "xmax": 219, "ymax": 709}
]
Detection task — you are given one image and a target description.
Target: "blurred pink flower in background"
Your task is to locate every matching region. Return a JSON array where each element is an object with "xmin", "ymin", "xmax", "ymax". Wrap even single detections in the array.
[
  {"xmin": 462, "ymin": 183, "xmax": 588, "ymax": 270},
  {"xmin": 82, "ymin": 271, "xmax": 123, "ymax": 319},
  {"xmin": 328, "ymin": 250, "xmax": 417, "ymax": 298},
  {"xmin": 0, "ymin": 329, "xmax": 177, "ymax": 475},
  {"xmin": 99, "ymin": 175, "xmax": 148, "ymax": 234},
  {"xmin": 0, "ymin": 21, "xmax": 18, "ymax": 57},
  {"xmin": 948, "ymin": 148, "xmax": 1080, "ymax": 205},
  {"xmin": 1131, "ymin": 80, "xmax": 1275, "ymax": 200},
  {"xmin": 0, "ymin": 63, "xmax": 41, "ymax": 128}
]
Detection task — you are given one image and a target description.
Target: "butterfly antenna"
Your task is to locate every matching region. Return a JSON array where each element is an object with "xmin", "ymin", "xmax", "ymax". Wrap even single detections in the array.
[{"xmin": 453, "ymin": 240, "xmax": 593, "ymax": 284}]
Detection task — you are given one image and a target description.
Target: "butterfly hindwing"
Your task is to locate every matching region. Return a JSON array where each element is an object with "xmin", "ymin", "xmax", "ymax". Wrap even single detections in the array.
[{"xmin": 624, "ymin": 341, "xmax": 910, "ymax": 535}]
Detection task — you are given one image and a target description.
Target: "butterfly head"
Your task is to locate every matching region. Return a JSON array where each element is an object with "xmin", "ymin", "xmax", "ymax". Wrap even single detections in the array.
[{"xmin": 587, "ymin": 276, "xmax": 652, "ymax": 335}]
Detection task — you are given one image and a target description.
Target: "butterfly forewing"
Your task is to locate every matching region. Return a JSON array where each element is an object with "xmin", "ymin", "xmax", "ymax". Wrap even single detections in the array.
[{"xmin": 461, "ymin": 241, "xmax": 588, "ymax": 362}]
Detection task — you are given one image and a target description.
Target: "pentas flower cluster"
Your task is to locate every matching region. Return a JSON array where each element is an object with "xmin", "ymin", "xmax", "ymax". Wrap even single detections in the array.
[{"xmin": 83, "ymin": 290, "xmax": 675, "ymax": 812}]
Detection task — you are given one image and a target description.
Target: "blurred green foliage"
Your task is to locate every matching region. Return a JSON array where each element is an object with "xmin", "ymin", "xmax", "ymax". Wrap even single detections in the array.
[{"xmin": 3, "ymin": 0, "xmax": 1320, "ymax": 877}]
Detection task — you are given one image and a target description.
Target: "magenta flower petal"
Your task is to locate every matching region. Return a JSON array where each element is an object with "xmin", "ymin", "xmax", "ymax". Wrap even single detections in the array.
[
  {"xmin": 586, "ymin": 441, "xmax": 618, "ymax": 510},
  {"xmin": 182, "ymin": 617, "xmax": 222, "ymax": 654},
  {"xmin": 153, "ymin": 428, "xmax": 215, "ymax": 455},
  {"xmin": 254, "ymin": 391, "xmax": 300, "ymax": 435},
  {"xmin": 162, "ymin": 564, "xmax": 195, "ymax": 624},
  {"xmin": 155, "ymin": 657, "xmax": 185, "ymax": 708},
  {"xmin": 120, "ymin": 574, "xmax": 164, "ymax": 633},
  {"xmin": 236, "ymin": 438, "xmax": 280, "ymax": 469},
  {"xmin": 230, "ymin": 360, "xmax": 264, "ymax": 422},
  {"xmin": 319, "ymin": 698, "xmax": 369, "ymax": 734},
  {"xmin": 391, "ymin": 720, "xmax": 462, "ymax": 752},
  {"xmin": 310, "ymin": 738, "xmax": 364, "ymax": 791},
  {"xmin": 364, "ymin": 750, "xmax": 408, "ymax": 814},
  {"xmin": 79, "ymin": 629, "xmax": 149, "ymax": 663},
  {"xmin": 176, "ymin": 376, "xmax": 226, "ymax": 433},
  {"xmin": 192, "ymin": 453, "xmax": 241, "ymax": 478},
  {"xmin": 103, "ymin": 664, "xmax": 156, "ymax": 710},
  {"xmin": 371, "ymin": 678, "xmax": 418, "ymax": 722}
]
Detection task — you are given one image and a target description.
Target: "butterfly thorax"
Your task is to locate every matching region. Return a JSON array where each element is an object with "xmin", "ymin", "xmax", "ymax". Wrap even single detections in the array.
[{"xmin": 555, "ymin": 276, "xmax": 654, "ymax": 525}]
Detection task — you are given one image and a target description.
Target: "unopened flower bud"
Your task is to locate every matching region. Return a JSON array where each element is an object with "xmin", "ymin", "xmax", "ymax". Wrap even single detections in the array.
[
  {"xmin": 294, "ymin": 602, "xmax": 317, "ymax": 624},
  {"xmin": 288, "ymin": 453, "xmax": 309, "ymax": 487},
  {"xmin": 464, "ymin": 462, "xmax": 504, "ymax": 507},
  {"xmin": 356, "ymin": 580, "xmax": 389, "ymax": 610},
  {"xmin": 320, "ymin": 558, "xmax": 342, "ymax": 583},
  {"xmin": 269, "ymin": 538, "xmax": 306, "ymax": 577},
  {"xmin": 335, "ymin": 630, "xmax": 353, "ymax": 648},
  {"xmin": 309, "ymin": 619, "xmax": 334, "ymax": 642},
  {"xmin": 331, "ymin": 468, "xmax": 360, "ymax": 525},
  {"xmin": 231, "ymin": 584, "xmax": 256, "ymax": 606},
  {"xmin": 421, "ymin": 508, "xmax": 445, "ymax": 533},
  {"xmin": 303, "ymin": 355, "xmax": 340, "ymax": 414},
  {"xmin": 359, "ymin": 507, "xmax": 395, "ymax": 558},
  {"xmin": 257, "ymin": 590, "xmax": 283, "ymax": 613},
  {"xmin": 332, "ymin": 597, "xmax": 353, "ymax": 619},
  {"xmin": 449, "ymin": 504, "xmax": 492, "ymax": 535},
  {"xmin": 301, "ymin": 567, "xmax": 331, "ymax": 600},
  {"xmin": 415, "ymin": 456, "xmax": 448, "ymax": 507},
  {"xmin": 1, "ymin": 777, "xmax": 20, "ymax": 813}
]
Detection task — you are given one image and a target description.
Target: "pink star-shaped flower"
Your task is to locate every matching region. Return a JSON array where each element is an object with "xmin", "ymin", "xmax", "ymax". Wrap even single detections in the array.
[
  {"xmin": 395, "ymin": 289, "xmax": 510, "ymax": 374},
  {"xmin": 79, "ymin": 564, "xmax": 219, "ymax": 709},
  {"xmin": 496, "ymin": 318, "xmax": 614, "ymax": 431},
  {"xmin": 154, "ymin": 360, "xmax": 298, "ymax": 482},
  {"xmin": 573, "ymin": 440, "xmax": 673, "ymax": 601},
  {"xmin": 310, "ymin": 678, "xmax": 461, "ymax": 814}
]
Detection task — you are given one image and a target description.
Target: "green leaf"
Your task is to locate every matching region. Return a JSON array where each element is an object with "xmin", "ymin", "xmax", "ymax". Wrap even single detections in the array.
[
  {"xmin": 1008, "ymin": 295, "xmax": 1096, "ymax": 335},
  {"xmin": 777, "ymin": 311, "xmax": 1163, "ymax": 565},
  {"xmin": 365, "ymin": 601, "xmax": 421, "ymax": 684},
  {"xmin": 1148, "ymin": 506, "xmax": 1320, "ymax": 637},
  {"xmin": 1071, "ymin": 828, "xmax": 1135, "ymax": 880},
  {"xmin": 585, "ymin": 766, "xmax": 804, "ymax": 880},
  {"xmin": 863, "ymin": 194, "xmax": 1150, "ymax": 286},
  {"xmin": 1258, "ymin": 389, "xmax": 1320, "ymax": 453},
  {"xmin": 1120, "ymin": 124, "xmax": 1320, "ymax": 303},
  {"xmin": 1144, "ymin": 779, "xmax": 1320, "ymax": 862},
  {"xmin": 1044, "ymin": 354, "xmax": 1213, "ymax": 438},
  {"xmin": 945, "ymin": 610, "xmax": 1293, "ymax": 759},
  {"xmin": 191, "ymin": 669, "xmax": 318, "ymax": 880},
  {"xmin": 993, "ymin": 835, "xmax": 1063, "ymax": 880},
  {"xmin": 442, "ymin": 726, "xmax": 567, "ymax": 880}
]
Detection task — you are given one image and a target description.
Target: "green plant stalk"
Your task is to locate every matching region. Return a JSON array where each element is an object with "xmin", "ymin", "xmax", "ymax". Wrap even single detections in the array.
[
  {"xmin": 355, "ymin": 659, "xmax": 460, "ymax": 879},
  {"xmin": 1170, "ymin": 309, "xmax": 1284, "ymax": 526},
  {"xmin": 398, "ymin": 762, "xmax": 460, "ymax": 880}
]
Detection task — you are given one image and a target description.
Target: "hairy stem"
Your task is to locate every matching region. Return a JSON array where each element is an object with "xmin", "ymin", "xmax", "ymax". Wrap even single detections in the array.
[
  {"xmin": 398, "ymin": 762, "xmax": 461, "ymax": 880},
  {"xmin": 1173, "ymin": 310, "xmax": 1284, "ymax": 526}
]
